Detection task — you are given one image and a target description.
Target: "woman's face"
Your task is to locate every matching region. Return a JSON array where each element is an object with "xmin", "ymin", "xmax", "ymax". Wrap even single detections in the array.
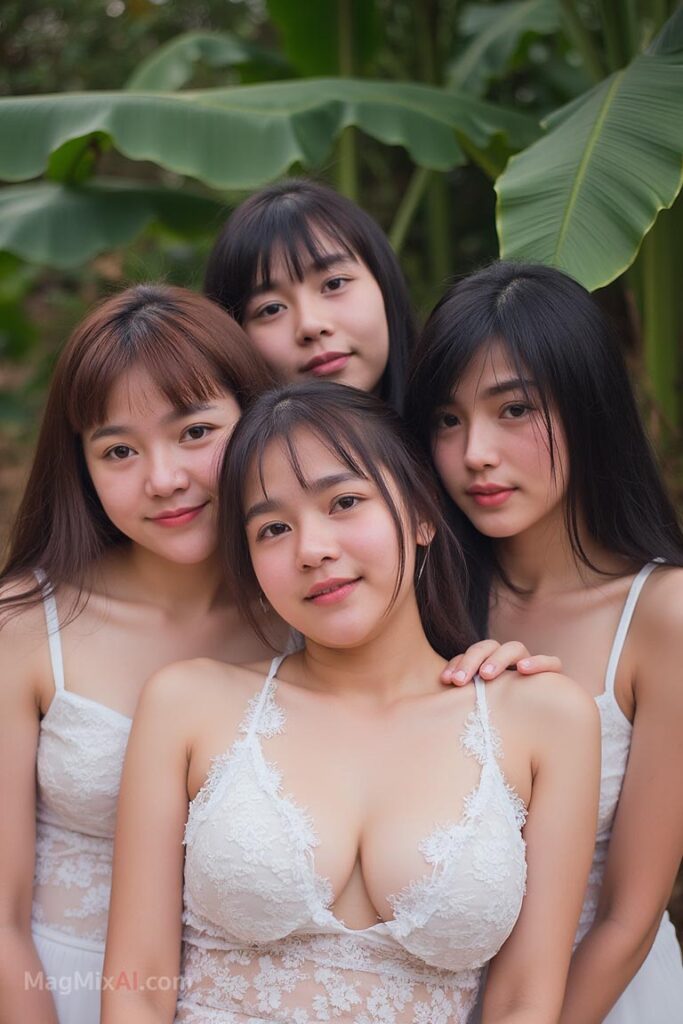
[
  {"xmin": 244, "ymin": 430, "xmax": 420, "ymax": 648},
  {"xmin": 432, "ymin": 343, "xmax": 568, "ymax": 540},
  {"xmin": 83, "ymin": 367, "xmax": 241, "ymax": 565},
  {"xmin": 241, "ymin": 233, "xmax": 390, "ymax": 395}
]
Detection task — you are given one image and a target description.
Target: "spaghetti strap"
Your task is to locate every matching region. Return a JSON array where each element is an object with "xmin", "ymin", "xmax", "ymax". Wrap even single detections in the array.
[
  {"xmin": 33, "ymin": 570, "xmax": 65, "ymax": 693},
  {"xmin": 472, "ymin": 674, "xmax": 497, "ymax": 761},
  {"xmin": 244, "ymin": 654, "xmax": 286, "ymax": 741},
  {"xmin": 604, "ymin": 561, "xmax": 662, "ymax": 696}
]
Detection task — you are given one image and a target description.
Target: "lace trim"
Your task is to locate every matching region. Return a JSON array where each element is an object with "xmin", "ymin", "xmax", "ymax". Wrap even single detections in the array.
[{"xmin": 240, "ymin": 681, "xmax": 286, "ymax": 740}]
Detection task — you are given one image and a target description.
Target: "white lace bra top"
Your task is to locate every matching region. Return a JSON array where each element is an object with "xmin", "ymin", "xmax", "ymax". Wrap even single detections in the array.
[
  {"xmin": 32, "ymin": 575, "xmax": 131, "ymax": 951},
  {"xmin": 177, "ymin": 657, "xmax": 527, "ymax": 1023},
  {"xmin": 577, "ymin": 561, "xmax": 660, "ymax": 943}
]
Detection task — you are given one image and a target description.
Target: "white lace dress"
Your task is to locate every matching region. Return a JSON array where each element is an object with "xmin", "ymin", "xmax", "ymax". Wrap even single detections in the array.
[
  {"xmin": 177, "ymin": 655, "xmax": 528, "ymax": 1023},
  {"xmin": 575, "ymin": 562, "xmax": 683, "ymax": 1021},
  {"xmin": 31, "ymin": 580, "xmax": 131, "ymax": 1024}
]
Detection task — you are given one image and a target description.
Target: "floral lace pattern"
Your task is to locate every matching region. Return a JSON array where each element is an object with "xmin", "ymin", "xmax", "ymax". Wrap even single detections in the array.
[
  {"xmin": 180, "ymin": 662, "xmax": 527, "ymax": 1022},
  {"xmin": 32, "ymin": 690, "xmax": 131, "ymax": 947}
]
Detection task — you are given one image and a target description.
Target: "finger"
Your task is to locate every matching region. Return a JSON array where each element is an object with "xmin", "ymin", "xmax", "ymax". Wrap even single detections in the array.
[
  {"xmin": 440, "ymin": 639, "xmax": 501, "ymax": 686},
  {"xmin": 476, "ymin": 640, "xmax": 533, "ymax": 681},
  {"xmin": 516, "ymin": 654, "xmax": 563, "ymax": 675}
]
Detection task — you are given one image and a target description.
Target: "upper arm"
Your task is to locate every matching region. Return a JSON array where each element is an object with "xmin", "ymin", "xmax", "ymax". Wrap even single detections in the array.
[
  {"xmin": 597, "ymin": 570, "xmax": 683, "ymax": 934},
  {"xmin": 103, "ymin": 664, "xmax": 194, "ymax": 1019},
  {"xmin": 483, "ymin": 675, "xmax": 601, "ymax": 1021},
  {"xmin": 0, "ymin": 610, "xmax": 45, "ymax": 931}
]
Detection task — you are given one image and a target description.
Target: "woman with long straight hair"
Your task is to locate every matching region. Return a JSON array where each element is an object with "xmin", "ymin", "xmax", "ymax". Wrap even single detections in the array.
[
  {"xmin": 103, "ymin": 381, "xmax": 600, "ymax": 1024},
  {"xmin": 0, "ymin": 284, "xmax": 279, "ymax": 1024},
  {"xmin": 204, "ymin": 177, "xmax": 416, "ymax": 412},
  {"xmin": 405, "ymin": 260, "xmax": 683, "ymax": 1023}
]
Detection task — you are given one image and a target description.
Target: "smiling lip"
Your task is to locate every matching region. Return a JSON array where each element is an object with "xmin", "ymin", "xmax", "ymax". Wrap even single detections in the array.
[
  {"xmin": 301, "ymin": 351, "xmax": 352, "ymax": 376},
  {"xmin": 149, "ymin": 502, "xmax": 208, "ymax": 527},
  {"xmin": 466, "ymin": 485, "xmax": 516, "ymax": 508},
  {"xmin": 304, "ymin": 577, "xmax": 361, "ymax": 605}
]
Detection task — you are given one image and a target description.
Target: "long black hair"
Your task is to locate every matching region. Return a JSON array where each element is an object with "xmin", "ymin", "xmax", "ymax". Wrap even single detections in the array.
[
  {"xmin": 204, "ymin": 178, "xmax": 416, "ymax": 413},
  {"xmin": 217, "ymin": 381, "xmax": 477, "ymax": 657},
  {"xmin": 405, "ymin": 260, "xmax": 683, "ymax": 633}
]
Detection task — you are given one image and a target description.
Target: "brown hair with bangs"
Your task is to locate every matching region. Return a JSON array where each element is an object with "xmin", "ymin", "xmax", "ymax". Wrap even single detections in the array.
[
  {"xmin": 1, "ymin": 283, "xmax": 275, "ymax": 618},
  {"xmin": 218, "ymin": 381, "xmax": 477, "ymax": 658}
]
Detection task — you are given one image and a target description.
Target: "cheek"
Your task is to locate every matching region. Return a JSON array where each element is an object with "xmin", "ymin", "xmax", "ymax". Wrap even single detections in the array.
[
  {"xmin": 432, "ymin": 435, "xmax": 463, "ymax": 494},
  {"xmin": 244, "ymin": 323, "xmax": 293, "ymax": 374}
]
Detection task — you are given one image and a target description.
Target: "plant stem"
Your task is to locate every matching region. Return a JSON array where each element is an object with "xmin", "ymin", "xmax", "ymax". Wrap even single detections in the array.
[
  {"xmin": 559, "ymin": 0, "xmax": 606, "ymax": 83},
  {"xmin": 641, "ymin": 200, "xmax": 682, "ymax": 432},
  {"xmin": 597, "ymin": 0, "xmax": 639, "ymax": 70},
  {"xmin": 336, "ymin": 0, "xmax": 358, "ymax": 200},
  {"xmin": 389, "ymin": 166, "xmax": 432, "ymax": 254}
]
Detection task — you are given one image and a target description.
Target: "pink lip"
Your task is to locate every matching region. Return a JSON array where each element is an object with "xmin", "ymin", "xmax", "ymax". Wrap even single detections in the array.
[
  {"xmin": 149, "ymin": 502, "xmax": 208, "ymax": 527},
  {"xmin": 466, "ymin": 487, "xmax": 515, "ymax": 508},
  {"xmin": 304, "ymin": 577, "xmax": 361, "ymax": 605},
  {"xmin": 301, "ymin": 351, "xmax": 352, "ymax": 376}
]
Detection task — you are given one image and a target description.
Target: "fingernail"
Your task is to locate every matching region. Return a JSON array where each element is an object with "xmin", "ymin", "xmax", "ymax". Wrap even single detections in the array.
[
  {"xmin": 454, "ymin": 670, "xmax": 467, "ymax": 683},
  {"xmin": 481, "ymin": 663, "xmax": 495, "ymax": 675},
  {"xmin": 519, "ymin": 659, "xmax": 531, "ymax": 670}
]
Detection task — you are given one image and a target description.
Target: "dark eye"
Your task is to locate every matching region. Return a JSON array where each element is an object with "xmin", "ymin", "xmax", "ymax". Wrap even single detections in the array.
[
  {"xmin": 503, "ymin": 403, "xmax": 531, "ymax": 419},
  {"xmin": 334, "ymin": 494, "xmax": 360, "ymax": 512},
  {"xmin": 106, "ymin": 444, "xmax": 134, "ymax": 461},
  {"xmin": 324, "ymin": 276, "xmax": 349, "ymax": 292},
  {"xmin": 256, "ymin": 301, "xmax": 285, "ymax": 319},
  {"xmin": 258, "ymin": 522, "xmax": 290, "ymax": 540},
  {"xmin": 183, "ymin": 425, "xmax": 210, "ymax": 441},
  {"xmin": 436, "ymin": 410, "xmax": 460, "ymax": 429}
]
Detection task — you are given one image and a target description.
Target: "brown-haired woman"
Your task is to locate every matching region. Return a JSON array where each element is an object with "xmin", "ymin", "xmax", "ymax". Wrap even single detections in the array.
[{"xmin": 0, "ymin": 284, "xmax": 282, "ymax": 1024}]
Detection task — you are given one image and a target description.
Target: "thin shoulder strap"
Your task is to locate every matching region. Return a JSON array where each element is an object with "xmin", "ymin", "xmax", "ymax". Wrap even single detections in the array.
[
  {"xmin": 33, "ymin": 570, "xmax": 65, "ymax": 692},
  {"xmin": 604, "ymin": 561, "xmax": 662, "ymax": 696},
  {"xmin": 244, "ymin": 654, "xmax": 286, "ymax": 740},
  {"xmin": 472, "ymin": 675, "xmax": 497, "ymax": 762}
]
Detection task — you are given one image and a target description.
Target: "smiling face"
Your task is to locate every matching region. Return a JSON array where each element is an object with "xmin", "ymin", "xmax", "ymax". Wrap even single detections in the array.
[
  {"xmin": 243, "ymin": 429, "xmax": 421, "ymax": 649},
  {"xmin": 432, "ymin": 343, "xmax": 569, "ymax": 541},
  {"xmin": 241, "ymin": 235, "xmax": 390, "ymax": 394},
  {"xmin": 83, "ymin": 366, "xmax": 241, "ymax": 565}
]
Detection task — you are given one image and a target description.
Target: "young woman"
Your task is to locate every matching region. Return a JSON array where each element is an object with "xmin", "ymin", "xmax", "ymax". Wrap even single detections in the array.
[
  {"xmin": 0, "ymin": 284, "xmax": 545, "ymax": 1024},
  {"xmin": 405, "ymin": 260, "xmax": 683, "ymax": 1023},
  {"xmin": 204, "ymin": 177, "xmax": 416, "ymax": 411},
  {"xmin": 103, "ymin": 381, "xmax": 600, "ymax": 1024},
  {"xmin": 0, "ymin": 285, "xmax": 280, "ymax": 1024}
]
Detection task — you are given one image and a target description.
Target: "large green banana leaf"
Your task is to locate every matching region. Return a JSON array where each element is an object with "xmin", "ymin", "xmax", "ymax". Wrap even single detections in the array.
[
  {"xmin": 0, "ymin": 181, "xmax": 225, "ymax": 268},
  {"xmin": 495, "ymin": 47, "xmax": 683, "ymax": 289},
  {"xmin": 0, "ymin": 79, "xmax": 538, "ymax": 191}
]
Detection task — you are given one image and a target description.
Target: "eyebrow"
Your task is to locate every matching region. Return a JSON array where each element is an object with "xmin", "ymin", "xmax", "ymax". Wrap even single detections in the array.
[
  {"xmin": 483, "ymin": 378, "xmax": 537, "ymax": 398},
  {"xmin": 249, "ymin": 252, "xmax": 358, "ymax": 299},
  {"xmin": 89, "ymin": 402, "xmax": 219, "ymax": 442},
  {"xmin": 245, "ymin": 471, "xmax": 364, "ymax": 524}
]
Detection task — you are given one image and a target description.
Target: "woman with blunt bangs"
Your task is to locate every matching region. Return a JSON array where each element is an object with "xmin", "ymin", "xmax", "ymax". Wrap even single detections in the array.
[
  {"xmin": 405, "ymin": 260, "xmax": 683, "ymax": 1023},
  {"xmin": 103, "ymin": 382, "xmax": 600, "ymax": 1024},
  {"xmin": 204, "ymin": 177, "xmax": 416, "ymax": 413},
  {"xmin": 0, "ymin": 284, "xmax": 281, "ymax": 1024}
]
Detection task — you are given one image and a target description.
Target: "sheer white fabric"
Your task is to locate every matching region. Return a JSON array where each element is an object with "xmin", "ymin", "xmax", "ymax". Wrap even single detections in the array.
[
  {"xmin": 576, "ymin": 562, "xmax": 683, "ymax": 1021},
  {"xmin": 178, "ymin": 658, "xmax": 527, "ymax": 1023}
]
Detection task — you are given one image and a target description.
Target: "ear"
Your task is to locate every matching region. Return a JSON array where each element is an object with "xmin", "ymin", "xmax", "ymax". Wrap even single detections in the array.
[{"xmin": 416, "ymin": 520, "xmax": 436, "ymax": 547}]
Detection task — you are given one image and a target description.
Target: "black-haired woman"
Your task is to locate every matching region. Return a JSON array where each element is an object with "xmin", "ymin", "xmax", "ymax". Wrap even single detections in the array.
[{"xmin": 406, "ymin": 260, "xmax": 683, "ymax": 1023}]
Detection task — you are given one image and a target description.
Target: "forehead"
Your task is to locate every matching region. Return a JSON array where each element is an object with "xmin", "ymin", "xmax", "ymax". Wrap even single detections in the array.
[
  {"xmin": 103, "ymin": 367, "xmax": 174, "ymax": 420},
  {"xmin": 451, "ymin": 340, "xmax": 524, "ymax": 397},
  {"xmin": 255, "ymin": 229, "xmax": 358, "ymax": 286},
  {"xmin": 245, "ymin": 429, "xmax": 360, "ymax": 500}
]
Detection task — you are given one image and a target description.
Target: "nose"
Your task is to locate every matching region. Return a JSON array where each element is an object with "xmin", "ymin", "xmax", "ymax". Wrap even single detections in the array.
[
  {"xmin": 462, "ymin": 420, "xmax": 500, "ymax": 472},
  {"xmin": 144, "ymin": 448, "xmax": 190, "ymax": 499},
  {"xmin": 295, "ymin": 514, "xmax": 340, "ymax": 570},
  {"xmin": 294, "ymin": 294, "xmax": 334, "ymax": 347}
]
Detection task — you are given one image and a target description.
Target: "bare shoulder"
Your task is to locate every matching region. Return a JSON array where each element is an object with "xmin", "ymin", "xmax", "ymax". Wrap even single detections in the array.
[
  {"xmin": 137, "ymin": 657, "xmax": 269, "ymax": 727},
  {"xmin": 0, "ymin": 576, "xmax": 55, "ymax": 706},
  {"xmin": 633, "ymin": 564, "xmax": 683, "ymax": 638},
  {"xmin": 490, "ymin": 669, "xmax": 599, "ymax": 735}
]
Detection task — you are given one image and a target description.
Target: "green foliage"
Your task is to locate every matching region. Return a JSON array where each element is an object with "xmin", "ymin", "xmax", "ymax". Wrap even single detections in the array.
[
  {"xmin": 449, "ymin": 0, "xmax": 561, "ymax": 95},
  {"xmin": 268, "ymin": 0, "xmax": 380, "ymax": 75},
  {"xmin": 496, "ymin": 48, "xmax": 683, "ymax": 288}
]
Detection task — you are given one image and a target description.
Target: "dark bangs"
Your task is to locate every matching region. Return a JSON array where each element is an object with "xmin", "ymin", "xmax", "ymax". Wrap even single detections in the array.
[{"xmin": 218, "ymin": 381, "xmax": 477, "ymax": 655}]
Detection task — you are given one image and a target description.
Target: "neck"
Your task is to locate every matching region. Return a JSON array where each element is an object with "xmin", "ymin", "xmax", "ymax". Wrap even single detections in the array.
[
  {"xmin": 298, "ymin": 592, "xmax": 445, "ymax": 705},
  {"xmin": 495, "ymin": 507, "xmax": 628, "ymax": 596},
  {"xmin": 97, "ymin": 543, "xmax": 230, "ymax": 615}
]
